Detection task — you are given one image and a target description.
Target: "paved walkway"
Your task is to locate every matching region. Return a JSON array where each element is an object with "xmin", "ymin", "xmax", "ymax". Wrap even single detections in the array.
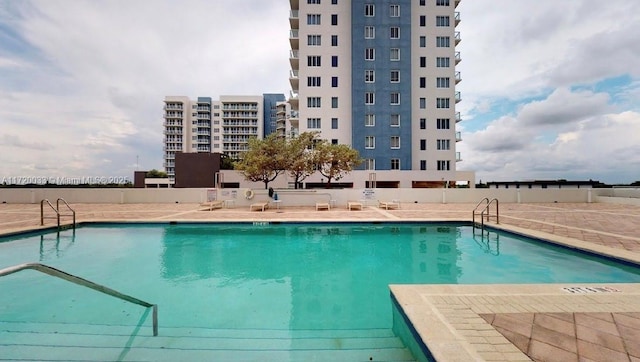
[{"xmin": 1, "ymin": 201, "xmax": 640, "ymax": 361}]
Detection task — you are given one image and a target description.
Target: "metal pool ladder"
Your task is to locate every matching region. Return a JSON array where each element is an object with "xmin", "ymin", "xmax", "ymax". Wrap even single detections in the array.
[
  {"xmin": 0, "ymin": 262, "xmax": 158, "ymax": 336},
  {"xmin": 41, "ymin": 198, "xmax": 76, "ymax": 230},
  {"xmin": 472, "ymin": 197, "xmax": 499, "ymax": 234}
]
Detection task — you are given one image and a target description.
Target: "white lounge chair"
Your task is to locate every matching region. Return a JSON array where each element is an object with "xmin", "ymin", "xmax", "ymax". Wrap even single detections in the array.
[
  {"xmin": 201, "ymin": 200, "xmax": 224, "ymax": 211},
  {"xmin": 316, "ymin": 202, "xmax": 330, "ymax": 211},
  {"xmin": 347, "ymin": 201, "xmax": 362, "ymax": 211},
  {"xmin": 378, "ymin": 200, "xmax": 400, "ymax": 210},
  {"xmin": 250, "ymin": 202, "xmax": 269, "ymax": 212}
]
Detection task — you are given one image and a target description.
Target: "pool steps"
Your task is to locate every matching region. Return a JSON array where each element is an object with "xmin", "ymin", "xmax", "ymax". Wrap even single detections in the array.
[{"xmin": 0, "ymin": 321, "xmax": 416, "ymax": 361}]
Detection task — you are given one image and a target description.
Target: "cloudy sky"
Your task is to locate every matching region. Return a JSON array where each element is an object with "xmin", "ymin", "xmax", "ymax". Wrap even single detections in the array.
[{"xmin": 1, "ymin": 1, "xmax": 639, "ymax": 184}]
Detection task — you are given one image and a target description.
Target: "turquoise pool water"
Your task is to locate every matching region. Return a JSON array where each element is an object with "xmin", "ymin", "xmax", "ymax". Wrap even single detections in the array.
[{"xmin": 1, "ymin": 222, "xmax": 640, "ymax": 360}]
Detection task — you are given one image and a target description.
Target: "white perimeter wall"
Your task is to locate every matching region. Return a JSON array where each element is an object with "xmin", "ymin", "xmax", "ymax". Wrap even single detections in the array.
[{"xmin": 0, "ymin": 187, "xmax": 623, "ymax": 207}]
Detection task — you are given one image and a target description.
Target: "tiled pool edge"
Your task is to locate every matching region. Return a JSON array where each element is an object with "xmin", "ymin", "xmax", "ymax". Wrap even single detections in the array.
[{"xmin": 390, "ymin": 283, "xmax": 640, "ymax": 361}]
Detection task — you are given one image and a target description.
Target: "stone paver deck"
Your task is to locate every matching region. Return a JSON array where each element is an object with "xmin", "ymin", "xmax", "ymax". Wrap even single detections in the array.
[{"xmin": 1, "ymin": 201, "xmax": 640, "ymax": 361}]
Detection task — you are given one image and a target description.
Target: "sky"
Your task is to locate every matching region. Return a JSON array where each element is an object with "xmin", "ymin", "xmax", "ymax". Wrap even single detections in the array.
[{"xmin": 0, "ymin": 0, "xmax": 639, "ymax": 185}]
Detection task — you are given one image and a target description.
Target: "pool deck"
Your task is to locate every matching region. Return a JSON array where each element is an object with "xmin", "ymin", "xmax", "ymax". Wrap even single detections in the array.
[{"xmin": 1, "ymin": 201, "xmax": 639, "ymax": 361}]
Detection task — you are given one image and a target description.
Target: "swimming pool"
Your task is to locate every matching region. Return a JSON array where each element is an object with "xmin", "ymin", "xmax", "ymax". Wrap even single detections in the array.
[{"xmin": 1, "ymin": 222, "xmax": 640, "ymax": 361}]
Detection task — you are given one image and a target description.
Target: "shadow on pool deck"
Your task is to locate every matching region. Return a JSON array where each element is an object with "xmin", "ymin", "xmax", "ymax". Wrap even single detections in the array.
[{"xmin": 1, "ymin": 202, "xmax": 640, "ymax": 361}]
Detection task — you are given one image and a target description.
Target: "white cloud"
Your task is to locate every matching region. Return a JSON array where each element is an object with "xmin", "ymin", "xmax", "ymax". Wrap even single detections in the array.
[{"xmin": 0, "ymin": 0, "xmax": 639, "ymax": 185}]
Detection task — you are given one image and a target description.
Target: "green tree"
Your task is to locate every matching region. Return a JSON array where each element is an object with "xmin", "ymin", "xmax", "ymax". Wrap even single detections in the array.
[
  {"xmin": 314, "ymin": 141, "xmax": 362, "ymax": 188},
  {"xmin": 146, "ymin": 169, "xmax": 168, "ymax": 178},
  {"xmin": 235, "ymin": 134, "xmax": 288, "ymax": 189},
  {"xmin": 286, "ymin": 132, "xmax": 319, "ymax": 189}
]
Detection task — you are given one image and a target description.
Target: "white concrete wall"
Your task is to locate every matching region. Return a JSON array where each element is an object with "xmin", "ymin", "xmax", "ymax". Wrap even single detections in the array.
[{"xmin": 0, "ymin": 187, "xmax": 596, "ymax": 206}]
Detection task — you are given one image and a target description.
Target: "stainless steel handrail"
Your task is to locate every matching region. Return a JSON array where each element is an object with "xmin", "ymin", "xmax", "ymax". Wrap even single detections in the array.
[
  {"xmin": 40, "ymin": 199, "xmax": 58, "ymax": 226},
  {"xmin": 0, "ymin": 262, "xmax": 158, "ymax": 336},
  {"xmin": 56, "ymin": 198, "xmax": 76, "ymax": 228},
  {"xmin": 472, "ymin": 197, "xmax": 489, "ymax": 226},
  {"xmin": 472, "ymin": 198, "xmax": 499, "ymax": 233}
]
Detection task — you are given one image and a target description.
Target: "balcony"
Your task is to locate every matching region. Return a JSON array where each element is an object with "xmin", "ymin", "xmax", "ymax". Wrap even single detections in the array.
[
  {"xmin": 289, "ymin": 49, "xmax": 299, "ymax": 69},
  {"xmin": 455, "ymin": 71, "xmax": 461, "ymax": 84},
  {"xmin": 454, "ymin": 31, "xmax": 461, "ymax": 45},
  {"xmin": 289, "ymin": 69, "xmax": 299, "ymax": 92},
  {"xmin": 455, "ymin": 112, "xmax": 462, "ymax": 123},
  {"xmin": 289, "ymin": 10, "xmax": 299, "ymax": 29},
  {"xmin": 456, "ymin": 152, "xmax": 462, "ymax": 162},
  {"xmin": 455, "ymin": 132, "xmax": 462, "ymax": 142},
  {"xmin": 455, "ymin": 91, "xmax": 462, "ymax": 103},
  {"xmin": 455, "ymin": 51, "xmax": 461, "ymax": 64},
  {"xmin": 290, "ymin": 0, "xmax": 299, "ymax": 11},
  {"xmin": 289, "ymin": 29, "xmax": 299, "ymax": 50},
  {"xmin": 454, "ymin": 12, "xmax": 460, "ymax": 27},
  {"xmin": 455, "ymin": 0, "xmax": 460, "ymax": 8}
]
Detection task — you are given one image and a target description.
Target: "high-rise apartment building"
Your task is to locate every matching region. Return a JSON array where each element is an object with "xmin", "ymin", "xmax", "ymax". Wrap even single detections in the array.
[
  {"xmin": 289, "ymin": 0, "xmax": 462, "ymax": 177},
  {"xmin": 163, "ymin": 94, "xmax": 284, "ymax": 182}
]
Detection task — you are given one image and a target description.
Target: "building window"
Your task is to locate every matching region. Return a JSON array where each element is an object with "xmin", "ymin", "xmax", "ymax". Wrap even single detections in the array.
[
  {"xmin": 420, "ymin": 56, "xmax": 426, "ymax": 67},
  {"xmin": 390, "ymin": 48, "xmax": 400, "ymax": 61},
  {"xmin": 419, "ymin": 0, "xmax": 426, "ymax": 5},
  {"xmin": 365, "ymin": 70, "xmax": 375, "ymax": 83},
  {"xmin": 390, "ymin": 70, "xmax": 399, "ymax": 83},
  {"xmin": 331, "ymin": 118, "xmax": 338, "ymax": 129},
  {"xmin": 332, "ymin": 76, "xmax": 338, "ymax": 87},
  {"xmin": 331, "ymin": 97, "xmax": 338, "ymax": 108},
  {"xmin": 390, "ymin": 4, "xmax": 400, "ymax": 17},
  {"xmin": 390, "ymin": 114, "xmax": 400, "ymax": 127},
  {"xmin": 420, "ymin": 98, "xmax": 426, "ymax": 109},
  {"xmin": 307, "ymin": 76, "xmax": 321, "ymax": 87},
  {"xmin": 420, "ymin": 139, "xmax": 426, "ymax": 150},
  {"xmin": 331, "ymin": 35, "xmax": 338, "ymax": 46},
  {"xmin": 307, "ymin": 118, "xmax": 321, "ymax": 129},
  {"xmin": 437, "ymin": 77, "xmax": 450, "ymax": 88},
  {"xmin": 365, "ymin": 3, "xmax": 375, "ymax": 16},
  {"xmin": 307, "ymin": 14, "xmax": 321, "ymax": 25},
  {"xmin": 436, "ymin": 98, "xmax": 450, "ymax": 109},
  {"xmin": 390, "ymin": 27, "xmax": 400, "ymax": 39},
  {"xmin": 420, "ymin": 160, "xmax": 427, "ymax": 170},
  {"xmin": 365, "ymin": 92, "xmax": 375, "ymax": 105},
  {"xmin": 391, "ymin": 159, "xmax": 400, "ymax": 170},
  {"xmin": 307, "ymin": 97, "xmax": 321, "ymax": 108},
  {"xmin": 365, "ymin": 136, "xmax": 375, "ymax": 149},
  {"xmin": 420, "ymin": 15, "xmax": 426, "ymax": 26},
  {"xmin": 365, "ymin": 114, "xmax": 375, "ymax": 127},
  {"xmin": 307, "ymin": 35, "xmax": 321, "ymax": 46},
  {"xmin": 420, "ymin": 118, "xmax": 426, "ymax": 129},
  {"xmin": 437, "ymin": 118, "xmax": 450, "ymax": 129},
  {"xmin": 365, "ymin": 26, "xmax": 375, "ymax": 39},
  {"xmin": 365, "ymin": 158, "xmax": 375, "ymax": 170},
  {"xmin": 332, "ymin": 0, "xmax": 337, "ymax": 4},
  {"xmin": 436, "ymin": 16, "xmax": 450, "ymax": 26},
  {"xmin": 390, "ymin": 136, "xmax": 400, "ymax": 149},
  {"xmin": 332, "ymin": 56, "xmax": 338, "ymax": 67},
  {"xmin": 420, "ymin": 77, "xmax": 426, "ymax": 88},
  {"xmin": 436, "ymin": 57, "xmax": 450, "ymax": 67},
  {"xmin": 365, "ymin": 48, "xmax": 375, "ymax": 60},
  {"xmin": 420, "ymin": 36, "xmax": 426, "ymax": 47},
  {"xmin": 331, "ymin": 14, "xmax": 338, "ymax": 25},
  {"xmin": 436, "ymin": 36, "xmax": 450, "ymax": 47},
  {"xmin": 437, "ymin": 160, "xmax": 450, "ymax": 171},
  {"xmin": 331, "ymin": 139, "xmax": 338, "ymax": 145},
  {"xmin": 437, "ymin": 139, "xmax": 451, "ymax": 150},
  {"xmin": 390, "ymin": 92, "xmax": 400, "ymax": 105},
  {"xmin": 308, "ymin": 0, "xmax": 321, "ymax": 3},
  {"xmin": 436, "ymin": 0, "xmax": 450, "ymax": 5},
  {"xmin": 307, "ymin": 56, "xmax": 321, "ymax": 67}
]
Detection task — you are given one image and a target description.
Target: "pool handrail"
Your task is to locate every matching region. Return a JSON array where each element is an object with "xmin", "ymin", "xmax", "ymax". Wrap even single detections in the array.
[
  {"xmin": 472, "ymin": 198, "xmax": 499, "ymax": 233},
  {"xmin": 40, "ymin": 198, "xmax": 76, "ymax": 230},
  {"xmin": 0, "ymin": 262, "xmax": 158, "ymax": 336}
]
